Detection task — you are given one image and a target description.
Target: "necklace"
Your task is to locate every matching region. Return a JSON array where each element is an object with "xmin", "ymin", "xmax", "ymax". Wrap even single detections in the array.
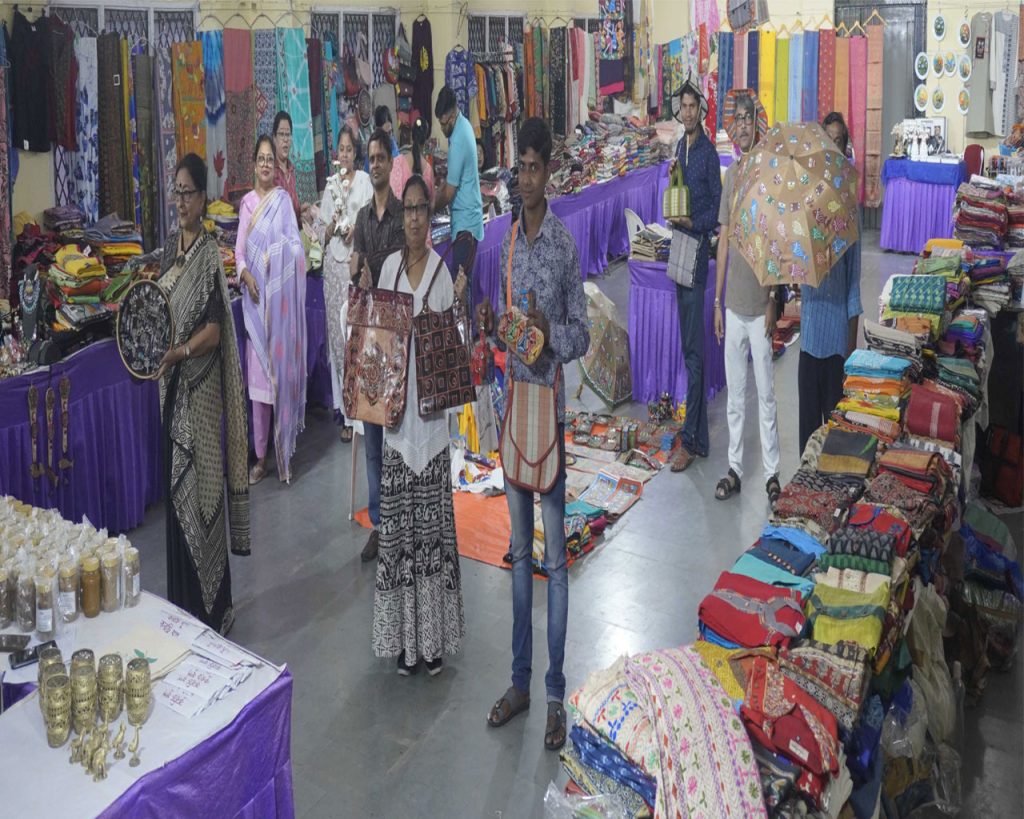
[
  {"xmin": 19, "ymin": 271, "xmax": 40, "ymax": 314},
  {"xmin": 176, "ymin": 229, "xmax": 200, "ymax": 268}
]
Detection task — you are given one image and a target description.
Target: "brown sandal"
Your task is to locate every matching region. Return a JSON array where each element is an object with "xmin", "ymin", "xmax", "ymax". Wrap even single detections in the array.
[
  {"xmin": 487, "ymin": 686, "xmax": 530, "ymax": 728},
  {"xmin": 544, "ymin": 702, "xmax": 567, "ymax": 751},
  {"xmin": 670, "ymin": 446, "xmax": 695, "ymax": 473}
]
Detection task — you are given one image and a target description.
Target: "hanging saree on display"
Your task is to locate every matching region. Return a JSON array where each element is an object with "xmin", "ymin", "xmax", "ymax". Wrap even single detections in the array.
[
  {"xmin": 864, "ymin": 23, "xmax": 884, "ymax": 208},
  {"xmin": 156, "ymin": 45, "xmax": 178, "ymax": 242},
  {"xmin": 201, "ymin": 30, "xmax": 227, "ymax": 200},
  {"xmin": 124, "ymin": 41, "xmax": 142, "ymax": 231},
  {"xmin": 758, "ymin": 28, "xmax": 775, "ymax": 124},
  {"xmin": 253, "ymin": 30, "xmax": 278, "ymax": 141},
  {"xmin": 717, "ymin": 32, "xmax": 733, "ymax": 130},
  {"xmin": 133, "ymin": 53, "xmax": 158, "ymax": 251},
  {"xmin": 307, "ymin": 38, "xmax": 326, "ymax": 192},
  {"xmin": 817, "ymin": 28, "xmax": 836, "ymax": 122},
  {"xmin": 801, "ymin": 30, "xmax": 819, "ymax": 123},
  {"xmin": 276, "ymin": 27, "xmax": 317, "ymax": 208},
  {"xmin": 224, "ymin": 29, "xmax": 255, "ymax": 205},
  {"xmin": 0, "ymin": 54, "xmax": 10, "ymax": 299},
  {"xmin": 172, "ymin": 40, "xmax": 206, "ymax": 162},
  {"xmin": 834, "ymin": 35, "xmax": 850, "ymax": 122},
  {"xmin": 550, "ymin": 27, "xmax": 568, "ymax": 136},
  {"xmin": 734, "ymin": 31, "xmax": 746, "ymax": 97},
  {"xmin": 746, "ymin": 29, "xmax": 759, "ymax": 92},
  {"xmin": 849, "ymin": 35, "xmax": 867, "ymax": 204},
  {"xmin": 774, "ymin": 35, "xmax": 789, "ymax": 124},
  {"xmin": 49, "ymin": 14, "xmax": 77, "ymax": 151},
  {"xmin": 98, "ymin": 33, "xmax": 132, "ymax": 223},
  {"xmin": 788, "ymin": 32, "xmax": 803, "ymax": 122},
  {"xmin": 71, "ymin": 37, "xmax": 99, "ymax": 225}
]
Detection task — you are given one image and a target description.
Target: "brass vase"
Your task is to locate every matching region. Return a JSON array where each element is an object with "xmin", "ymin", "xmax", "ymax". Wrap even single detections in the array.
[
  {"xmin": 97, "ymin": 654, "xmax": 123, "ymax": 722},
  {"xmin": 71, "ymin": 664, "xmax": 98, "ymax": 735},
  {"xmin": 44, "ymin": 673, "xmax": 72, "ymax": 748},
  {"xmin": 124, "ymin": 658, "xmax": 152, "ymax": 727}
]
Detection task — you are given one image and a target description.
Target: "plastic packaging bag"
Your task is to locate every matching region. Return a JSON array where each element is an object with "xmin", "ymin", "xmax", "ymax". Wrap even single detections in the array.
[{"xmin": 542, "ymin": 782, "xmax": 629, "ymax": 819}]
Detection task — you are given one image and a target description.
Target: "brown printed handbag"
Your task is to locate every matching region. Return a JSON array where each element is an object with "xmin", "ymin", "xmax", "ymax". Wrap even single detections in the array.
[
  {"xmin": 498, "ymin": 224, "xmax": 562, "ymax": 493},
  {"xmin": 413, "ymin": 257, "xmax": 475, "ymax": 416}
]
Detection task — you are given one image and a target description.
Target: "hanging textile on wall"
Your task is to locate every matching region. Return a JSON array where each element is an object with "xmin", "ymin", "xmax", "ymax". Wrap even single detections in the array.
[
  {"xmin": 993, "ymin": 11, "xmax": 1019, "ymax": 137},
  {"xmin": 683, "ymin": 31, "xmax": 700, "ymax": 81},
  {"xmin": 71, "ymin": 37, "xmax": 99, "ymax": 225},
  {"xmin": 0, "ymin": 41, "xmax": 11, "ymax": 299},
  {"xmin": 525, "ymin": 25, "xmax": 536, "ymax": 118},
  {"xmin": 652, "ymin": 43, "xmax": 662, "ymax": 117},
  {"xmin": 550, "ymin": 27, "xmax": 568, "ymax": 136},
  {"xmin": 758, "ymin": 28, "xmax": 775, "ymax": 124},
  {"xmin": 223, "ymin": 29, "xmax": 255, "ymax": 204},
  {"xmin": 788, "ymin": 31, "xmax": 803, "ymax": 122},
  {"xmin": 201, "ymin": 30, "xmax": 226, "ymax": 199},
  {"xmin": 324, "ymin": 41, "xmax": 340, "ymax": 157},
  {"xmin": 49, "ymin": 14, "xmax": 77, "ymax": 151},
  {"xmin": 965, "ymin": 13, "xmax": 994, "ymax": 137},
  {"xmin": 276, "ymin": 27, "xmax": 317, "ymax": 207},
  {"xmin": 717, "ymin": 31, "xmax": 733, "ymax": 130},
  {"xmin": 1017, "ymin": 7, "xmax": 1024, "ymax": 126},
  {"xmin": 733, "ymin": 29, "xmax": 746, "ymax": 97},
  {"xmin": 445, "ymin": 46, "xmax": 476, "ymax": 118},
  {"xmin": 636, "ymin": 0, "xmax": 652, "ymax": 108},
  {"xmin": 412, "ymin": 16, "xmax": 434, "ymax": 128},
  {"xmin": 10, "ymin": 9, "xmax": 51, "ymax": 153},
  {"xmin": 834, "ymin": 34, "xmax": 850, "ymax": 122},
  {"xmin": 124, "ymin": 40, "xmax": 142, "ymax": 230},
  {"xmin": 307, "ymin": 38, "xmax": 326, "ymax": 192},
  {"xmin": 774, "ymin": 34, "xmax": 789, "ymax": 123},
  {"xmin": 704, "ymin": 27, "xmax": 718, "ymax": 135},
  {"xmin": 864, "ymin": 23, "xmax": 884, "ymax": 208},
  {"xmin": 746, "ymin": 29, "xmax": 759, "ymax": 92},
  {"xmin": 155, "ymin": 45, "xmax": 178, "ymax": 242},
  {"xmin": 801, "ymin": 30, "xmax": 819, "ymax": 123},
  {"xmin": 172, "ymin": 40, "xmax": 206, "ymax": 161},
  {"xmin": 253, "ymin": 29, "xmax": 278, "ymax": 140},
  {"xmin": 134, "ymin": 53, "xmax": 157, "ymax": 251},
  {"xmin": 98, "ymin": 33, "xmax": 132, "ymax": 221},
  {"xmin": 817, "ymin": 28, "xmax": 836, "ymax": 121},
  {"xmin": 849, "ymin": 34, "xmax": 867, "ymax": 203}
]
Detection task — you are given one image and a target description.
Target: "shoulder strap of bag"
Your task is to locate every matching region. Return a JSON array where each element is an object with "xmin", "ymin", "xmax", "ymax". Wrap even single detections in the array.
[
  {"xmin": 505, "ymin": 221, "xmax": 519, "ymax": 311},
  {"xmin": 419, "ymin": 254, "xmax": 447, "ymax": 308}
]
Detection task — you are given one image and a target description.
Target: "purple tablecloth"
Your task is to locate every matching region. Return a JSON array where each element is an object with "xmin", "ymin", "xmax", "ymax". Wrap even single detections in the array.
[
  {"xmin": 437, "ymin": 162, "xmax": 671, "ymax": 311},
  {"xmin": 879, "ymin": 175, "xmax": 959, "ymax": 253},
  {"xmin": 627, "ymin": 259, "xmax": 726, "ymax": 405},
  {"xmin": 0, "ymin": 280, "xmax": 331, "ymax": 532},
  {"xmin": 881, "ymin": 158, "xmax": 967, "ymax": 186}
]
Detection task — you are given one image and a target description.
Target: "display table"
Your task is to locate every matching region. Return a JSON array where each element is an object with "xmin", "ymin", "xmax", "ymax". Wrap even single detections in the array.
[
  {"xmin": 436, "ymin": 162, "xmax": 671, "ymax": 311},
  {"xmin": 627, "ymin": 259, "xmax": 726, "ymax": 405},
  {"xmin": 0, "ymin": 278, "xmax": 331, "ymax": 532},
  {"xmin": 0, "ymin": 592, "xmax": 294, "ymax": 818},
  {"xmin": 880, "ymin": 159, "xmax": 968, "ymax": 253}
]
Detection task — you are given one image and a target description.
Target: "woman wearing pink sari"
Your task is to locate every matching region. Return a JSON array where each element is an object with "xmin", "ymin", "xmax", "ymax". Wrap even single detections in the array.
[{"xmin": 237, "ymin": 134, "xmax": 308, "ymax": 484}]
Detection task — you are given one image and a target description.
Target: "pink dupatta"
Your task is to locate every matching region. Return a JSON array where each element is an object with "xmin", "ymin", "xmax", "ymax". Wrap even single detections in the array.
[{"xmin": 848, "ymin": 36, "xmax": 868, "ymax": 204}]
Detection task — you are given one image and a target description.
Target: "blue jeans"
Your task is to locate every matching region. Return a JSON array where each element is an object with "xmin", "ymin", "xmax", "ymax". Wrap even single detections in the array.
[
  {"xmin": 506, "ymin": 427, "xmax": 567, "ymax": 703},
  {"xmin": 363, "ymin": 422, "xmax": 383, "ymax": 527},
  {"xmin": 676, "ymin": 279, "xmax": 708, "ymax": 456}
]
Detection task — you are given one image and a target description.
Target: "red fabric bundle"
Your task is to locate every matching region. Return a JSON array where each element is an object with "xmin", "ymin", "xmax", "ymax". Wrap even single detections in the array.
[
  {"xmin": 698, "ymin": 571, "xmax": 807, "ymax": 649},
  {"xmin": 906, "ymin": 383, "xmax": 960, "ymax": 444}
]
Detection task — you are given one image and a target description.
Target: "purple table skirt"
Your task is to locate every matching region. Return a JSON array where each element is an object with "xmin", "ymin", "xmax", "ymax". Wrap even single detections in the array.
[
  {"xmin": 437, "ymin": 162, "xmax": 670, "ymax": 311},
  {"xmin": 97, "ymin": 669, "xmax": 294, "ymax": 818},
  {"xmin": 880, "ymin": 176, "xmax": 958, "ymax": 253},
  {"xmin": 627, "ymin": 259, "xmax": 726, "ymax": 405}
]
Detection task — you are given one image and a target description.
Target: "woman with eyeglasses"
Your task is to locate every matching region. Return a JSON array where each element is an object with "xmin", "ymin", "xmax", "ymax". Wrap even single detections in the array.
[
  {"xmin": 272, "ymin": 110, "xmax": 302, "ymax": 222},
  {"xmin": 317, "ymin": 125, "xmax": 373, "ymax": 443},
  {"xmin": 154, "ymin": 153, "xmax": 250, "ymax": 635},
  {"xmin": 236, "ymin": 134, "xmax": 308, "ymax": 485},
  {"xmin": 363, "ymin": 175, "xmax": 466, "ymax": 677}
]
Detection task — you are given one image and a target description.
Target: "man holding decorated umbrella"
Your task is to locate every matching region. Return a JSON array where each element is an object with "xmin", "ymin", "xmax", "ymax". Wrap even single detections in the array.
[{"xmin": 712, "ymin": 89, "xmax": 781, "ymax": 504}]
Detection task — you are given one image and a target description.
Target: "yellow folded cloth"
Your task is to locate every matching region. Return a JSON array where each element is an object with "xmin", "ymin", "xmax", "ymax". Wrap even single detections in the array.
[
  {"xmin": 55, "ymin": 245, "xmax": 107, "ymax": 278},
  {"xmin": 207, "ymin": 200, "xmax": 238, "ymax": 217},
  {"xmin": 835, "ymin": 399, "xmax": 901, "ymax": 422}
]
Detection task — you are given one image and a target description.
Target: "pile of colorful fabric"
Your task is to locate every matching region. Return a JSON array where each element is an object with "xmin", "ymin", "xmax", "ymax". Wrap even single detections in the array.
[
  {"xmin": 1006, "ymin": 190, "xmax": 1024, "ymax": 247},
  {"xmin": 836, "ymin": 349, "xmax": 912, "ymax": 431},
  {"xmin": 953, "ymin": 177, "xmax": 1008, "ymax": 249},
  {"xmin": 84, "ymin": 214, "xmax": 143, "ymax": 275},
  {"xmin": 43, "ymin": 205, "xmax": 86, "ymax": 242},
  {"xmin": 47, "ymin": 245, "xmax": 109, "ymax": 305}
]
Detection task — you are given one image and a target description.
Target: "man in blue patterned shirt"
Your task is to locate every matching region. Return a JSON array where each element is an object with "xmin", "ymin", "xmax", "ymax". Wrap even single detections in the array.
[
  {"xmin": 478, "ymin": 117, "xmax": 590, "ymax": 753},
  {"xmin": 669, "ymin": 80, "xmax": 723, "ymax": 472}
]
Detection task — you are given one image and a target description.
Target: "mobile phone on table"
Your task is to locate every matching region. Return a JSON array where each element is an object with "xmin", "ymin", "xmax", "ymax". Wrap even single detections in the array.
[
  {"xmin": 8, "ymin": 640, "xmax": 57, "ymax": 669},
  {"xmin": 0, "ymin": 634, "xmax": 32, "ymax": 653}
]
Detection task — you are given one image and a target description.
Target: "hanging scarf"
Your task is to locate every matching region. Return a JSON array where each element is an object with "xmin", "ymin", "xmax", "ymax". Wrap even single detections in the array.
[
  {"xmin": 48, "ymin": 14, "xmax": 77, "ymax": 151},
  {"xmin": 834, "ymin": 35, "xmax": 850, "ymax": 122},
  {"xmin": 758, "ymin": 29, "xmax": 776, "ymax": 124},
  {"xmin": 0, "ymin": 57, "xmax": 10, "ymax": 299},
  {"xmin": 133, "ymin": 53, "xmax": 158, "ymax": 251},
  {"xmin": 746, "ymin": 29, "xmax": 759, "ymax": 92},
  {"xmin": 705, "ymin": 29, "xmax": 719, "ymax": 135},
  {"xmin": 276, "ymin": 27, "xmax": 317, "ymax": 208},
  {"xmin": 240, "ymin": 188, "xmax": 307, "ymax": 482},
  {"xmin": 718, "ymin": 32, "xmax": 734, "ymax": 131},
  {"xmin": 125, "ymin": 41, "xmax": 142, "ymax": 231},
  {"xmin": 865, "ymin": 24, "xmax": 884, "ymax": 208},
  {"xmin": 550, "ymin": 27, "xmax": 568, "ymax": 136},
  {"xmin": 788, "ymin": 32, "xmax": 803, "ymax": 120},
  {"xmin": 849, "ymin": 35, "xmax": 868, "ymax": 204},
  {"xmin": 71, "ymin": 37, "xmax": 99, "ymax": 225},
  {"xmin": 801, "ymin": 30, "xmax": 819, "ymax": 122},
  {"xmin": 817, "ymin": 28, "xmax": 836, "ymax": 122},
  {"xmin": 98, "ymin": 33, "xmax": 132, "ymax": 223},
  {"xmin": 252, "ymin": 29, "xmax": 277, "ymax": 140},
  {"xmin": 223, "ymin": 29, "xmax": 255, "ymax": 205},
  {"xmin": 172, "ymin": 40, "xmax": 206, "ymax": 161},
  {"xmin": 159, "ymin": 230, "xmax": 250, "ymax": 613},
  {"xmin": 307, "ymin": 38, "xmax": 326, "ymax": 192},
  {"xmin": 201, "ymin": 30, "xmax": 226, "ymax": 200},
  {"xmin": 734, "ymin": 30, "xmax": 746, "ymax": 97},
  {"xmin": 155, "ymin": 45, "xmax": 178, "ymax": 243},
  {"xmin": 774, "ymin": 35, "xmax": 789, "ymax": 123},
  {"xmin": 325, "ymin": 41, "xmax": 340, "ymax": 156}
]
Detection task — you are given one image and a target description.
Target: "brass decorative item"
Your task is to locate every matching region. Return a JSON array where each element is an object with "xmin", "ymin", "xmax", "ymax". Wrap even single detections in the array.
[
  {"xmin": 45, "ymin": 387, "xmax": 58, "ymax": 487},
  {"xmin": 38, "ymin": 657, "xmax": 66, "ymax": 716},
  {"xmin": 97, "ymin": 654, "xmax": 124, "ymax": 722},
  {"xmin": 44, "ymin": 673, "xmax": 72, "ymax": 748},
  {"xmin": 71, "ymin": 664, "xmax": 98, "ymax": 735},
  {"xmin": 90, "ymin": 745, "xmax": 108, "ymax": 781},
  {"xmin": 27, "ymin": 384, "xmax": 43, "ymax": 480},
  {"xmin": 112, "ymin": 722, "xmax": 127, "ymax": 760},
  {"xmin": 71, "ymin": 648, "xmax": 95, "ymax": 674},
  {"xmin": 124, "ymin": 657, "xmax": 151, "ymax": 726},
  {"xmin": 128, "ymin": 725, "xmax": 141, "ymax": 768},
  {"xmin": 69, "ymin": 733, "xmax": 83, "ymax": 764},
  {"xmin": 59, "ymin": 376, "xmax": 74, "ymax": 480}
]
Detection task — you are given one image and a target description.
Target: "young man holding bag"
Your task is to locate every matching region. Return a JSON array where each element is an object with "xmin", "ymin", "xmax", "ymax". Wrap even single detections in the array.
[{"xmin": 477, "ymin": 118, "xmax": 590, "ymax": 752}]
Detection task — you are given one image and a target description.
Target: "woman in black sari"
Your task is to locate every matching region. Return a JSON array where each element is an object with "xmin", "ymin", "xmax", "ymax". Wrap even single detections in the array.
[{"xmin": 154, "ymin": 154, "xmax": 250, "ymax": 634}]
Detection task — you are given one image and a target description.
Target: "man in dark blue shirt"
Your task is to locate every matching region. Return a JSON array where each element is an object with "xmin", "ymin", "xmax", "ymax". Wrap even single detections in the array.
[{"xmin": 668, "ymin": 80, "xmax": 722, "ymax": 472}]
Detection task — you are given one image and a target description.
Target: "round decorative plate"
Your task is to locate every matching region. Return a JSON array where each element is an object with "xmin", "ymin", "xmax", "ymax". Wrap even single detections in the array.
[
  {"xmin": 915, "ymin": 51, "xmax": 929, "ymax": 80},
  {"xmin": 933, "ymin": 15, "xmax": 946, "ymax": 41},
  {"xmin": 958, "ymin": 89, "xmax": 970, "ymax": 115},
  {"xmin": 944, "ymin": 51, "xmax": 957, "ymax": 76},
  {"xmin": 958, "ymin": 54, "xmax": 972, "ymax": 81},
  {"xmin": 915, "ymin": 84, "xmax": 929, "ymax": 112},
  {"xmin": 116, "ymin": 279, "xmax": 174, "ymax": 380},
  {"xmin": 932, "ymin": 53, "xmax": 945, "ymax": 77},
  {"xmin": 932, "ymin": 87, "xmax": 945, "ymax": 113},
  {"xmin": 958, "ymin": 19, "xmax": 971, "ymax": 48}
]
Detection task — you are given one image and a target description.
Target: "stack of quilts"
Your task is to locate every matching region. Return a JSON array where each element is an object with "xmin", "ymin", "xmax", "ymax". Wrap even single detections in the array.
[
  {"xmin": 1006, "ymin": 191, "xmax": 1024, "ymax": 247},
  {"xmin": 836, "ymin": 349, "xmax": 912, "ymax": 427},
  {"xmin": 43, "ymin": 206, "xmax": 85, "ymax": 242},
  {"xmin": 953, "ymin": 177, "xmax": 1008, "ymax": 249}
]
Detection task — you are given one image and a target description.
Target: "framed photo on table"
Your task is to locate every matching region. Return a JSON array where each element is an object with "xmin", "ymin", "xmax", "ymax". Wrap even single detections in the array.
[{"xmin": 918, "ymin": 117, "xmax": 947, "ymax": 154}]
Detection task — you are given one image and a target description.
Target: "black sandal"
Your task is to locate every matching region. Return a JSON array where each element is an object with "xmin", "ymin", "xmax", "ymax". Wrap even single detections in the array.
[
  {"xmin": 544, "ymin": 702, "xmax": 567, "ymax": 751},
  {"xmin": 487, "ymin": 686, "xmax": 530, "ymax": 728},
  {"xmin": 766, "ymin": 474, "xmax": 781, "ymax": 506},
  {"xmin": 715, "ymin": 469, "xmax": 741, "ymax": 500}
]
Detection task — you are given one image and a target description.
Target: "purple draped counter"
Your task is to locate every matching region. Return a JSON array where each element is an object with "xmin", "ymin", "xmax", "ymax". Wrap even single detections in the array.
[
  {"xmin": 881, "ymin": 158, "xmax": 967, "ymax": 186},
  {"xmin": 880, "ymin": 170, "xmax": 962, "ymax": 254},
  {"xmin": 0, "ymin": 279, "xmax": 331, "ymax": 532},
  {"xmin": 627, "ymin": 259, "xmax": 726, "ymax": 405},
  {"xmin": 437, "ymin": 162, "xmax": 670, "ymax": 311}
]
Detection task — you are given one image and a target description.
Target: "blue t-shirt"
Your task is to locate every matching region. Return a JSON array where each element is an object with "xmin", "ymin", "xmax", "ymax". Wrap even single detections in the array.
[{"xmin": 446, "ymin": 113, "xmax": 484, "ymax": 241}]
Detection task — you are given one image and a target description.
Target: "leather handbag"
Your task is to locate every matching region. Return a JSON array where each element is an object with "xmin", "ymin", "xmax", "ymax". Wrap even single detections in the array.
[
  {"xmin": 342, "ymin": 279, "xmax": 414, "ymax": 428},
  {"xmin": 356, "ymin": 32, "xmax": 372, "ymax": 89},
  {"xmin": 498, "ymin": 224, "xmax": 562, "ymax": 493},
  {"xmin": 413, "ymin": 257, "xmax": 475, "ymax": 416}
]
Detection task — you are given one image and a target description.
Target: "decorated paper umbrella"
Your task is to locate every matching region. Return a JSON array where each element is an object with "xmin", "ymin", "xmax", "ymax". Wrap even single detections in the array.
[
  {"xmin": 729, "ymin": 121, "xmax": 860, "ymax": 287},
  {"xmin": 721, "ymin": 88, "xmax": 769, "ymax": 145}
]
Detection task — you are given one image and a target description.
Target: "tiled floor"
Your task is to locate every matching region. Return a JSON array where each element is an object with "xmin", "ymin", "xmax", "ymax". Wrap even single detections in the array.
[{"xmin": 129, "ymin": 229, "xmax": 1023, "ymax": 817}]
